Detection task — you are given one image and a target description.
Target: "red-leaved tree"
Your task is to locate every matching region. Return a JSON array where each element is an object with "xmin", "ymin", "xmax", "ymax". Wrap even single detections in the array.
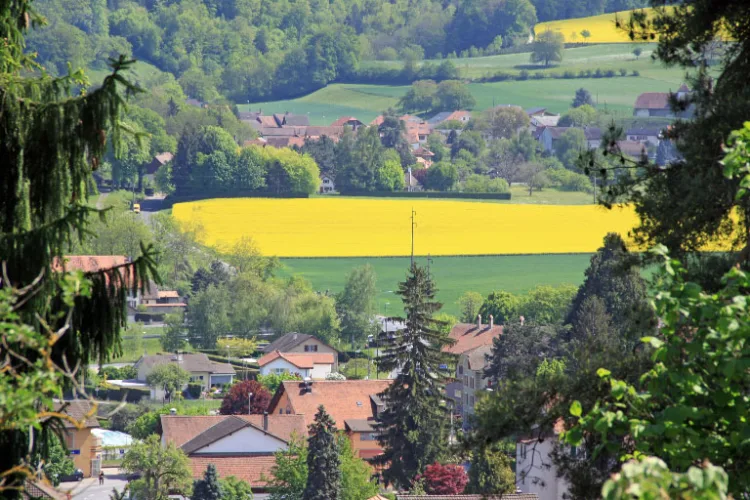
[
  {"xmin": 219, "ymin": 380, "xmax": 271, "ymax": 415},
  {"xmin": 417, "ymin": 462, "xmax": 469, "ymax": 495}
]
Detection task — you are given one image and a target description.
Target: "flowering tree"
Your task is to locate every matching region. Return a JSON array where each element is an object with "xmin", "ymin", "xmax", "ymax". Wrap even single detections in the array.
[
  {"xmin": 417, "ymin": 463, "xmax": 468, "ymax": 495},
  {"xmin": 219, "ymin": 380, "xmax": 271, "ymax": 415}
]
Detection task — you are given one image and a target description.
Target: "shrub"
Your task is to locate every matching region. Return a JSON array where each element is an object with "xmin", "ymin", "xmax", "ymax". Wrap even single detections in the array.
[
  {"xmin": 518, "ymin": 70, "xmax": 529, "ymax": 80},
  {"xmin": 325, "ymin": 372, "xmax": 346, "ymax": 380},
  {"xmin": 417, "ymin": 463, "xmax": 469, "ymax": 495},
  {"xmin": 493, "ymin": 71, "xmax": 515, "ymax": 81},
  {"xmin": 619, "ymin": 68, "xmax": 628, "ymax": 76},
  {"xmin": 605, "ymin": 69, "xmax": 616, "ymax": 78},
  {"xmin": 219, "ymin": 380, "xmax": 271, "ymax": 415},
  {"xmin": 632, "ymin": 69, "xmax": 640, "ymax": 76},
  {"xmin": 548, "ymin": 72, "xmax": 560, "ymax": 79},
  {"xmin": 563, "ymin": 70, "xmax": 575, "ymax": 79},
  {"xmin": 593, "ymin": 68, "xmax": 603, "ymax": 78},
  {"xmin": 342, "ymin": 358, "xmax": 371, "ymax": 380},
  {"xmin": 185, "ymin": 383, "xmax": 203, "ymax": 399},
  {"xmin": 546, "ymin": 168, "xmax": 593, "ymax": 193},
  {"xmin": 533, "ymin": 71, "xmax": 545, "ymax": 80}
]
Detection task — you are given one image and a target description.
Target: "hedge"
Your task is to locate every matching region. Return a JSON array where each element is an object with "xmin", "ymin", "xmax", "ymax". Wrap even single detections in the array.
[
  {"xmin": 340, "ymin": 191, "xmax": 512, "ymax": 200},
  {"xmin": 164, "ymin": 191, "xmax": 310, "ymax": 208}
]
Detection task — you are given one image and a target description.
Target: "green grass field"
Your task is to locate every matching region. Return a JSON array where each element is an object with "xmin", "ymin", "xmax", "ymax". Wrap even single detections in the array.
[
  {"xmin": 279, "ymin": 254, "xmax": 592, "ymax": 316},
  {"xmin": 240, "ymin": 44, "xmax": 687, "ymax": 124}
]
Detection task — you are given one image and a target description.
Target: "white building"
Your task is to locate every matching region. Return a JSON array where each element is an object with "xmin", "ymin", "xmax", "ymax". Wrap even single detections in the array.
[
  {"xmin": 320, "ymin": 174, "xmax": 335, "ymax": 194},
  {"xmin": 257, "ymin": 350, "xmax": 335, "ymax": 379},
  {"xmin": 516, "ymin": 424, "xmax": 571, "ymax": 500}
]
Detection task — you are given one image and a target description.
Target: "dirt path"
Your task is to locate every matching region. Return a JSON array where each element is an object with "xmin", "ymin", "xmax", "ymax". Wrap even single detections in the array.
[{"xmin": 95, "ymin": 192, "xmax": 109, "ymax": 210}]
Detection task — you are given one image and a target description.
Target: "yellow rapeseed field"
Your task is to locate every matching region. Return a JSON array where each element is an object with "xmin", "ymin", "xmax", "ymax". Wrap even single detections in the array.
[
  {"xmin": 173, "ymin": 198, "xmax": 644, "ymax": 257},
  {"xmin": 535, "ymin": 9, "xmax": 652, "ymax": 44}
]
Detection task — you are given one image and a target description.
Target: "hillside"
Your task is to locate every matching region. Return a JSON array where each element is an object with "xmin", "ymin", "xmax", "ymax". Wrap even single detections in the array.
[{"xmin": 536, "ymin": 9, "xmax": 647, "ymax": 43}]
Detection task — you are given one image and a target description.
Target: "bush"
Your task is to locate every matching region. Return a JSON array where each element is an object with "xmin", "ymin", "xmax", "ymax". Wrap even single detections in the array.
[
  {"xmin": 325, "ymin": 372, "xmax": 346, "ymax": 380},
  {"xmin": 546, "ymin": 168, "xmax": 593, "ymax": 193},
  {"xmin": 533, "ymin": 71, "xmax": 545, "ymax": 80},
  {"xmin": 619, "ymin": 68, "xmax": 628, "ymax": 76},
  {"xmin": 342, "ymin": 359, "xmax": 371, "ymax": 380},
  {"xmin": 493, "ymin": 71, "xmax": 515, "ymax": 81},
  {"xmin": 632, "ymin": 69, "xmax": 640, "ymax": 76},
  {"xmin": 185, "ymin": 383, "xmax": 203, "ymax": 399},
  {"xmin": 563, "ymin": 70, "xmax": 575, "ymax": 79},
  {"xmin": 109, "ymin": 404, "xmax": 146, "ymax": 433},
  {"xmin": 518, "ymin": 70, "xmax": 529, "ymax": 80},
  {"xmin": 605, "ymin": 69, "xmax": 616, "ymax": 78},
  {"xmin": 593, "ymin": 68, "xmax": 603, "ymax": 78},
  {"xmin": 417, "ymin": 463, "xmax": 469, "ymax": 495}
]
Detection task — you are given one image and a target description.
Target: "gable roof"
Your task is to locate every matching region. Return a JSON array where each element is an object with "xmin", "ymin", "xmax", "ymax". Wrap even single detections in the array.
[
  {"xmin": 370, "ymin": 115, "xmax": 385, "ymax": 126},
  {"xmin": 617, "ymin": 140, "xmax": 648, "ymax": 158},
  {"xmin": 677, "ymin": 83, "xmax": 690, "ymax": 93},
  {"xmin": 463, "ymin": 344, "xmax": 493, "ymax": 371},
  {"xmin": 262, "ymin": 333, "xmax": 334, "ymax": 354},
  {"xmin": 445, "ymin": 110, "xmax": 471, "ymax": 122},
  {"xmin": 525, "ymin": 106, "xmax": 547, "ymax": 116},
  {"xmin": 426, "ymin": 111, "xmax": 452, "ymax": 125},
  {"xmin": 281, "ymin": 114, "xmax": 310, "ymax": 127},
  {"xmin": 343, "ymin": 418, "xmax": 375, "ymax": 433},
  {"xmin": 543, "ymin": 126, "xmax": 569, "ymax": 140},
  {"xmin": 445, "ymin": 322, "xmax": 502, "ymax": 355},
  {"xmin": 634, "ymin": 92, "xmax": 670, "ymax": 110},
  {"xmin": 180, "ymin": 416, "xmax": 288, "ymax": 454},
  {"xmin": 626, "ymin": 127, "xmax": 662, "ymax": 137},
  {"xmin": 135, "ymin": 353, "xmax": 235, "ymax": 375},
  {"xmin": 53, "ymin": 400, "xmax": 99, "ymax": 429},
  {"xmin": 258, "ymin": 115, "xmax": 279, "ymax": 128},
  {"xmin": 258, "ymin": 351, "xmax": 335, "ymax": 368},
  {"xmin": 305, "ymin": 126, "xmax": 345, "ymax": 139},
  {"xmin": 161, "ymin": 414, "xmax": 306, "ymax": 449},
  {"xmin": 584, "ymin": 127, "xmax": 602, "ymax": 141},
  {"xmin": 54, "ymin": 255, "xmax": 128, "ymax": 273},
  {"xmin": 270, "ymin": 380, "xmax": 392, "ymax": 430},
  {"xmin": 331, "ymin": 116, "xmax": 362, "ymax": 127}
]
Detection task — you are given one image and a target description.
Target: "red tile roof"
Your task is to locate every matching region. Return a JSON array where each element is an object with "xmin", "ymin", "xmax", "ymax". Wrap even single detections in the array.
[
  {"xmin": 445, "ymin": 110, "xmax": 471, "ymax": 122},
  {"xmin": 189, "ymin": 455, "xmax": 277, "ymax": 487},
  {"xmin": 330, "ymin": 116, "xmax": 360, "ymax": 126},
  {"xmin": 634, "ymin": 92, "xmax": 670, "ymax": 110},
  {"xmin": 370, "ymin": 115, "xmax": 385, "ymax": 126},
  {"xmin": 257, "ymin": 351, "xmax": 335, "ymax": 368},
  {"xmin": 158, "ymin": 290, "xmax": 180, "ymax": 299},
  {"xmin": 270, "ymin": 380, "xmax": 392, "ymax": 430},
  {"xmin": 53, "ymin": 255, "xmax": 128, "ymax": 273},
  {"xmin": 445, "ymin": 322, "xmax": 502, "ymax": 355},
  {"xmin": 161, "ymin": 414, "xmax": 307, "ymax": 448}
]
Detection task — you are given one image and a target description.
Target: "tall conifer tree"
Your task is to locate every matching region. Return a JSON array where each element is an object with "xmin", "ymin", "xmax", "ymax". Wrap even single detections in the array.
[
  {"xmin": 303, "ymin": 405, "xmax": 340, "ymax": 500},
  {"xmin": 193, "ymin": 464, "xmax": 222, "ymax": 500},
  {"xmin": 372, "ymin": 263, "xmax": 456, "ymax": 488},
  {"xmin": 0, "ymin": 0, "xmax": 158, "ymax": 495}
]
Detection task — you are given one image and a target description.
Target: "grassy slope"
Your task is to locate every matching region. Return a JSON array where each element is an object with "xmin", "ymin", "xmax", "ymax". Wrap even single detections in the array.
[
  {"xmin": 279, "ymin": 254, "xmax": 592, "ymax": 316},
  {"xmin": 240, "ymin": 45, "xmax": 685, "ymax": 124}
]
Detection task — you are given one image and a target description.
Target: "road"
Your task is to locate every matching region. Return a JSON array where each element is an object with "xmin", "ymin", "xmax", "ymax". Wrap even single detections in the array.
[
  {"xmin": 72, "ymin": 470, "xmax": 128, "ymax": 500},
  {"xmin": 138, "ymin": 195, "xmax": 165, "ymax": 224}
]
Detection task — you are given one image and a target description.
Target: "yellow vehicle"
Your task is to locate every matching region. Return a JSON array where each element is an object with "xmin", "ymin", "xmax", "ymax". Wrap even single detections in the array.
[{"xmin": 132, "ymin": 203, "xmax": 141, "ymax": 214}]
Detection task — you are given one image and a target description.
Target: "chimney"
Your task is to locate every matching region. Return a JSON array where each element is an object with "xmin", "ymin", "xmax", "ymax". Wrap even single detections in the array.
[
  {"xmin": 477, "ymin": 314, "xmax": 482, "ymax": 329},
  {"xmin": 263, "ymin": 412, "xmax": 269, "ymax": 431},
  {"xmin": 170, "ymin": 408, "xmax": 177, "ymax": 415},
  {"xmin": 176, "ymin": 352, "xmax": 183, "ymax": 362},
  {"xmin": 293, "ymin": 333, "xmax": 298, "ymax": 340},
  {"xmin": 519, "ymin": 315, "xmax": 525, "ymax": 326},
  {"xmin": 489, "ymin": 314, "xmax": 494, "ymax": 329}
]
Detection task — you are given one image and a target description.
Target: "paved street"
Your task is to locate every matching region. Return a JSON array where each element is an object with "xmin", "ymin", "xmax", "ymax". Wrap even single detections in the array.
[{"xmin": 59, "ymin": 469, "xmax": 128, "ymax": 500}]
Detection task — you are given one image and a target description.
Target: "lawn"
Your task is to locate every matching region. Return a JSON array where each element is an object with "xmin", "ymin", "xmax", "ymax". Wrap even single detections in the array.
[
  {"xmin": 279, "ymin": 254, "xmax": 593, "ymax": 316},
  {"xmin": 115, "ymin": 335, "xmax": 177, "ymax": 363},
  {"xmin": 173, "ymin": 197, "xmax": 640, "ymax": 257},
  {"xmin": 239, "ymin": 45, "xmax": 686, "ymax": 123}
]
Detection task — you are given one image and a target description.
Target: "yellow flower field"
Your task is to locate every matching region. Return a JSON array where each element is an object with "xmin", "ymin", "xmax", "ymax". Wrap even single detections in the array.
[
  {"xmin": 535, "ymin": 9, "xmax": 652, "ymax": 44},
  {"xmin": 173, "ymin": 198, "xmax": 644, "ymax": 257}
]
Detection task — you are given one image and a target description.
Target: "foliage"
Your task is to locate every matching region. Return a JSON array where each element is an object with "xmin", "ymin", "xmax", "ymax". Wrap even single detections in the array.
[
  {"xmin": 267, "ymin": 436, "xmax": 308, "ymax": 500},
  {"xmin": 257, "ymin": 372, "xmax": 303, "ymax": 394},
  {"xmin": 425, "ymin": 162, "xmax": 459, "ymax": 191},
  {"xmin": 530, "ymin": 30, "xmax": 564, "ymax": 67},
  {"xmin": 109, "ymin": 404, "xmax": 146, "ymax": 433},
  {"xmin": 193, "ymin": 464, "xmax": 222, "ymax": 500},
  {"xmin": 572, "ymin": 88, "xmax": 595, "ymax": 108},
  {"xmin": 417, "ymin": 462, "xmax": 468, "ymax": 495},
  {"xmin": 303, "ymin": 406, "xmax": 341, "ymax": 500},
  {"xmin": 373, "ymin": 264, "xmax": 456, "ymax": 488},
  {"xmin": 546, "ymin": 168, "xmax": 593, "ymax": 193},
  {"xmin": 342, "ymin": 358, "xmax": 371, "ymax": 380},
  {"xmin": 146, "ymin": 364, "xmax": 191, "ymax": 402},
  {"xmin": 458, "ymin": 291, "xmax": 484, "ymax": 323},
  {"xmin": 337, "ymin": 265, "xmax": 378, "ymax": 346},
  {"xmin": 565, "ymin": 249, "xmax": 750, "ymax": 496},
  {"xmin": 466, "ymin": 446, "xmax": 515, "ymax": 495},
  {"xmin": 478, "ymin": 106, "xmax": 530, "ymax": 141},
  {"xmin": 479, "ymin": 291, "xmax": 520, "ymax": 325},
  {"xmin": 517, "ymin": 284, "xmax": 577, "ymax": 324},
  {"xmin": 217, "ymin": 337, "xmax": 258, "ymax": 358},
  {"xmin": 160, "ymin": 313, "xmax": 187, "ymax": 353},
  {"xmin": 558, "ymin": 104, "xmax": 598, "ymax": 127},
  {"xmin": 127, "ymin": 403, "xmax": 214, "ymax": 440},
  {"xmin": 220, "ymin": 476, "xmax": 254, "ymax": 500},
  {"xmin": 337, "ymin": 435, "xmax": 378, "ymax": 500},
  {"xmin": 435, "ymin": 80, "xmax": 476, "ymax": 111},
  {"xmin": 122, "ymin": 435, "xmax": 193, "ymax": 499},
  {"xmin": 601, "ymin": 457, "xmax": 729, "ymax": 500},
  {"xmin": 555, "ymin": 128, "xmax": 589, "ymax": 170},
  {"xmin": 461, "ymin": 174, "xmax": 510, "ymax": 194},
  {"xmin": 39, "ymin": 436, "xmax": 76, "ymax": 486},
  {"xmin": 219, "ymin": 380, "xmax": 271, "ymax": 415}
]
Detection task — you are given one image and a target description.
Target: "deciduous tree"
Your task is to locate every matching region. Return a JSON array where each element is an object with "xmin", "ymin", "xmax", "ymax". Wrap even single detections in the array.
[
  {"xmin": 122, "ymin": 435, "xmax": 193, "ymax": 500},
  {"xmin": 417, "ymin": 463, "xmax": 468, "ymax": 495},
  {"xmin": 530, "ymin": 30, "xmax": 564, "ymax": 67},
  {"xmin": 146, "ymin": 364, "xmax": 191, "ymax": 402},
  {"xmin": 219, "ymin": 380, "xmax": 271, "ymax": 415}
]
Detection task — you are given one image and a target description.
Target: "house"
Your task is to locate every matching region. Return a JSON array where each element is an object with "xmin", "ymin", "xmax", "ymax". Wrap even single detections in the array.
[
  {"xmin": 427, "ymin": 110, "xmax": 472, "ymax": 128},
  {"xmin": 528, "ymin": 107, "xmax": 561, "ymax": 128},
  {"xmin": 304, "ymin": 126, "xmax": 345, "ymax": 141},
  {"xmin": 516, "ymin": 421, "xmax": 570, "ymax": 500},
  {"xmin": 444, "ymin": 316, "xmax": 503, "ymax": 426},
  {"xmin": 404, "ymin": 120, "xmax": 431, "ymax": 144},
  {"xmin": 633, "ymin": 84, "xmax": 693, "ymax": 118},
  {"xmin": 161, "ymin": 414, "xmax": 306, "ymax": 492},
  {"xmin": 405, "ymin": 167, "xmax": 423, "ymax": 192},
  {"xmin": 134, "ymin": 353, "xmax": 235, "ymax": 398},
  {"xmin": 143, "ymin": 152, "xmax": 173, "ymax": 184},
  {"xmin": 615, "ymin": 140, "xmax": 649, "ymax": 160},
  {"xmin": 331, "ymin": 116, "xmax": 364, "ymax": 130},
  {"xmin": 274, "ymin": 112, "xmax": 310, "ymax": 127},
  {"xmin": 53, "ymin": 256, "xmax": 140, "ymax": 312},
  {"xmin": 265, "ymin": 136, "xmax": 306, "ymax": 148},
  {"xmin": 262, "ymin": 333, "xmax": 339, "ymax": 371},
  {"xmin": 398, "ymin": 495, "xmax": 538, "ymax": 500},
  {"xmin": 138, "ymin": 285, "xmax": 186, "ymax": 320},
  {"xmin": 537, "ymin": 126, "xmax": 601, "ymax": 152},
  {"xmin": 268, "ymin": 380, "xmax": 392, "ymax": 459},
  {"xmin": 626, "ymin": 127, "xmax": 661, "ymax": 145},
  {"xmin": 320, "ymin": 174, "xmax": 335, "ymax": 194},
  {"xmin": 55, "ymin": 401, "xmax": 102, "ymax": 478},
  {"xmin": 257, "ymin": 351, "xmax": 335, "ymax": 379},
  {"xmin": 583, "ymin": 127, "xmax": 602, "ymax": 149},
  {"xmin": 413, "ymin": 146, "xmax": 435, "ymax": 168}
]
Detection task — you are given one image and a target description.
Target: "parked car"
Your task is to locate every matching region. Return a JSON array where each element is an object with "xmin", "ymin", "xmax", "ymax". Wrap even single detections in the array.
[
  {"xmin": 58, "ymin": 469, "xmax": 84, "ymax": 482},
  {"xmin": 126, "ymin": 471, "xmax": 142, "ymax": 482}
]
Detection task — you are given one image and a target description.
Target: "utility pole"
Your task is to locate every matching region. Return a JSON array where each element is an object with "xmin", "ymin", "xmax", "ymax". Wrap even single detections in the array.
[{"xmin": 410, "ymin": 208, "xmax": 417, "ymax": 267}]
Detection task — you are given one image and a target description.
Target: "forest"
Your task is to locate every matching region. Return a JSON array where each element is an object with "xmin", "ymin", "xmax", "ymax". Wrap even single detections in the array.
[{"xmin": 28, "ymin": 0, "xmax": 648, "ymax": 103}]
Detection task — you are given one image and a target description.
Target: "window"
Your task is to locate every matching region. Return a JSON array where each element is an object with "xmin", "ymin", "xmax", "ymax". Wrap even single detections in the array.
[
  {"xmin": 469, "ymin": 377, "xmax": 475, "ymax": 389},
  {"xmin": 274, "ymin": 368, "xmax": 287, "ymax": 375},
  {"xmin": 465, "ymin": 394, "xmax": 469, "ymax": 406},
  {"xmin": 304, "ymin": 345, "xmax": 318, "ymax": 352},
  {"xmin": 520, "ymin": 444, "xmax": 527, "ymax": 460},
  {"xmin": 454, "ymin": 390, "xmax": 462, "ymax": 398},
  {"xmin": 458, "ymin": 365, "xmax": 463, "ymax": 375},
  {"xmin": 469, "ymin": 395, "xmax": 475, "ymax": 406},
  {"xmin": 279, "ymin": 409, "xmax": 283, "ymax": 414},
  {"xmin": 463, "ymin": 375, "xmax": 469, "ymax": 386},
  {"xmin": 361, "ymin": 433, "xmax": 378, "ymax": 441}
]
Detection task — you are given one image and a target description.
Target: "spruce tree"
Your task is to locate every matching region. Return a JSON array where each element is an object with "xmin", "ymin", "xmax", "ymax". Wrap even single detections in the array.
[
  {"xmin": 1, "ymin": 0, "xmax": 158, "ymax": 495},
  {"xmin": 303, "ymin": 405, "xmax": 340, "ymax": 500},
  {"xmin": 193, "ymin": 463, "xmax": 223, "ymax": 500},
  {"xmin": 372, "ymin": 263, "xmax": 457, "ymax": 488}
]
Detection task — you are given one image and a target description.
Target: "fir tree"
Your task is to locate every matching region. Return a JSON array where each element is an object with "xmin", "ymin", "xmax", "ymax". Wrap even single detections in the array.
[
  {"xmin": 193, "ymin": 463, "xmax": 223, "ymax": 500},
  {"xmin": 303, "ymin": 405, "xmax": 340, "ymax": 500},
  {"xmin": 372, "ymin": 264, "xmax": 457, "ymax": 488},
  {"xmin": 0, "ymin": 1, "xmax": 158, "ymax": 495}
]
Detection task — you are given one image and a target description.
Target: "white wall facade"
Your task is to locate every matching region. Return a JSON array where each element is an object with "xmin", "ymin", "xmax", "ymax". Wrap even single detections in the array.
[
  {"xmin": 259, "ymin": 358, "xmax": 311, "ymax": 378},
  {"xmin": 310, "ymin": 363, "xmax": 333, "ymax": 379},
  {"xmin": 197, "ymin": 426, "xmax": 287, "ymax": 454},
  {"xmin": 516, "ymin": 439, "xmax": 569, "ymax": 500}
]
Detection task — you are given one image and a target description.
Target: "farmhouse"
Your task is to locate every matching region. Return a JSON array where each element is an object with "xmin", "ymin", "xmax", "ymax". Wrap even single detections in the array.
[
  {"xmin": 268, "ymin": 379, "xmax": 392, "ymax": 459},
  {"xmin": 161, "ymin": 413, "xmax": 306, "ymax": 492},
  {"xmin": 537, "ymin": 126, "xmax": 602, "ymax": 152},
  {"xmin": 626, "ymin": 127, "xmax": 661, "ymax": 145},
  {"xmin": 331, "ymin": 116, "xmax": 364, "ymax": 130},
  {"xmin": 427, "ymin": 110, "xmax": 472, "ymax": 128},
  {"xmin": 633, "ymin": 84, "xmax": 693, "ymax": 118},
  {"xmin": 320, "ymin": 173, "xmax": 335, "ymax": 193},
  {"xmin": 143, "ymin": 152, "xmax": 173, "ymax": 184},
  {"xmin": 257, "ymin": 350, "xmax": 335, "ymax": 379},
  {"xmin": 262, "ymin": 333, "xmax": 339, "ymax": 370}
]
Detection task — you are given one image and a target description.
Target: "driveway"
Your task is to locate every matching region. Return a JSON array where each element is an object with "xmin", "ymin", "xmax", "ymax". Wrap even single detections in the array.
[{"xmin": 138, "ymin": 195, "xmax": 165, "ymax": 224}]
